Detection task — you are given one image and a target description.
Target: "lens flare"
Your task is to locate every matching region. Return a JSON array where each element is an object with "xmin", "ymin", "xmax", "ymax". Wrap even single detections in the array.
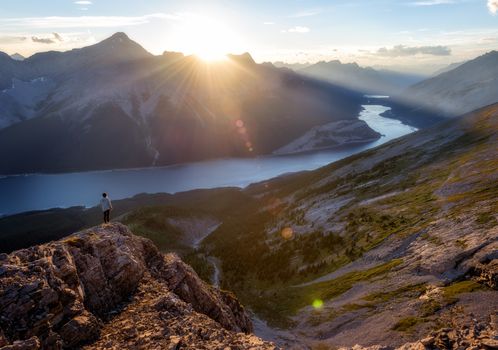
[
  {"xmin": 281, "ymin": 227, "xmax": 294, "ymax": 240},
  {"xmin": 312, "ymin": 299, "xmax": 324, "ymax": 309}
]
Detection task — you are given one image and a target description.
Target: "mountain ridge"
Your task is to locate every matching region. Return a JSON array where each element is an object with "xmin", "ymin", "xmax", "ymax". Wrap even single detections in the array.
[
  {"xmin": 386, "ymin": 50, "xmax": 498, "ymax": 122},
  {"xmin": 0, "ymin": 32, "xmax": 372, "ymax": 175},
  {"xmin": 294, "ymin": 59, "xmax": 426, "ymax": 95}
]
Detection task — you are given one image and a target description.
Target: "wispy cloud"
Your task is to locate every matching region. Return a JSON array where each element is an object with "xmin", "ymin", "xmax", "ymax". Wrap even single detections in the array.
[
  {"xmin": 488, "ymin": 0, "xmax": 498, "ymax": 14},
  {"xmin": 408, "ymin": 0, "xmax": 456, "ymax": 6},
  {"xmin": 31, "ymin": 32, "xmax": 64, "ymax": 44},
  {"xmin": 53, "ymin": 32, "xmax": 63, "ymax": 41},
  {"xmin": 288, "ymin": 9, "xmax": 323, "ymax": 18},
  {"xmin": 376, "ymin": 45, "xmax": 451, "ymax": 56},
  {"xmin": 282, "ymin": 26, "xmax": 310, "ymax": 33},
  {"xmin": 263, "ymin": 21, "xmax": 275, "ymax": 25},
  {"xmin": 0, "ymin": 13, "xmax": 179, "ymax": 29},
  {"xmin": 31, "ymin": 36, "xmax": 55, "ymax": 44},
  {"xmin": 0, "ymin": 35, "xmax": 27, "ymax": 44},
  {"xmin": 74, "ymin": 1, "xmax": 93, "ymax": 4}
]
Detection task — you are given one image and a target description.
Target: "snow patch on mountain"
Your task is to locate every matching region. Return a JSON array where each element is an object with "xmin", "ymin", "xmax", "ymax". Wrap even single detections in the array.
[{"xmin": 0, "ymin": 77, "xmax": 55, "ymax": 129}]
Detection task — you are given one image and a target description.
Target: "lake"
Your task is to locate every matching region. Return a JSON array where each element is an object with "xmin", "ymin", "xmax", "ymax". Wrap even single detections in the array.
[{"xmin": 0, "ymin": 100, "xmax": 417, "ymax": 216}]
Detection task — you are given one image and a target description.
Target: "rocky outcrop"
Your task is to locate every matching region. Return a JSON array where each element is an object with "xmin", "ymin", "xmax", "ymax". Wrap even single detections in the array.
[
  {"xmin": 340, "ymin": 317, "xmax": 498, "ymax": 350},
  {"xmin": 0, "ymin": 223, "xmax": 275, "ymax": 349},
  {"xmin": 157, "ymin": 253, "xmax": 253, "ymax": 333},
  {"xmin": 470, "ymin": 258, "xmax": 498, "ymax": 290},
  {"xmin": 82, "ymin": 272, "xmax": 273, "ymax": 350}
]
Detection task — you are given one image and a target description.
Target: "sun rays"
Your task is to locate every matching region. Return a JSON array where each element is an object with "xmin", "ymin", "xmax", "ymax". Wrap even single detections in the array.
[{"xmin": 169, "ymin": 14, "xmax": 243, "ymax": 62}]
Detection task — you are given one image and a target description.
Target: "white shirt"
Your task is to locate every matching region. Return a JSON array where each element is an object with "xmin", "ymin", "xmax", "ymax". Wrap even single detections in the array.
[{"xmin": 100, "ymin": 197, "xmax": 112, "ymax": 212}]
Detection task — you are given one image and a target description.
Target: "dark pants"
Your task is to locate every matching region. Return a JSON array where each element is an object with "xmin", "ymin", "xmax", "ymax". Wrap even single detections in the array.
[{"xmin": 103, "ymin": 210, "xmax": 110, "ymax": 223}]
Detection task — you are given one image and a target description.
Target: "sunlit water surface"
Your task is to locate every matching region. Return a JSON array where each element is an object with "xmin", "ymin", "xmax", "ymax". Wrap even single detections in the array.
[{"xmin": 0, "ymin": 101, "xmax": 417, "ymax": 216}]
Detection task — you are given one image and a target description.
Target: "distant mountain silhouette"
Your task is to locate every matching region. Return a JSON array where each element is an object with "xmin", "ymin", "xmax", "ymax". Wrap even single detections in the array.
[
  {"xmin": 271, "ymin": 61, "xmax": 311, "ymax": 70},
  {"xmin": 0, "ymin": 33, "xmax": 366, "ymax": 174},
  {"xmin": 387, "ymin": 51, "xmax": 498, "ymax": 122},
  {"xmin": 431, "ymin": 61, "xmax": 466, "ymax": 76},
  {"xmin": 10, "ymin": 53, "xmax": 25, "ymax": 61},
  {"xmin": 298, "ymin": 60, "xmax": 426, "ymax": 95}
]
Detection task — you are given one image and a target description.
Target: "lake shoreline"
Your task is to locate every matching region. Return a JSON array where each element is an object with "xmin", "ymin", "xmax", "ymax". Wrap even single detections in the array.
[
  {"xmin": 0, "ymin": 99, "xmax": 410, "ymax": 179},
  {"xmin": 0, "ymin": 103, "xmax": 419, "ymax": 216}
]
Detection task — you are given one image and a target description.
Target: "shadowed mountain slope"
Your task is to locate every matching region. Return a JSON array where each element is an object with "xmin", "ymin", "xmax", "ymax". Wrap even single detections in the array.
[
  {"xmin": 0, "ymin": 33, "xmax": 368, "ymax": 175},
  {"xmin": 385, "ymin": 51, "xmax": 498, "ymax": 126},
  {"xmin": 300, "ymin": 60, "xmax": 425, "ymax": 95}
]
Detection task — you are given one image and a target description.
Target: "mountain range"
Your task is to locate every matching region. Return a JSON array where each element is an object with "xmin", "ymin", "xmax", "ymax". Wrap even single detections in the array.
[
  {"xmin": 2, "ymin": 33, "xmax": 496, "ymax": 175},
  {"xmin": 0, "ymin": 32, "xmax": 369, "ymax": 175},
  {"xmin": 298, "ymin": 60, "xmax": 426, "ymax": 95},
  {"xmin": 273, "ymin": 53, "xmax": 498, "ymax": 128}
]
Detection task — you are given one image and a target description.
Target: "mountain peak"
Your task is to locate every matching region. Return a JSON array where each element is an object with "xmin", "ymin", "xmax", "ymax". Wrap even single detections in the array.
[
  {"xmin": 107, "ymin": 32, "xmax": 131, "ymax": 42},
  {"xmin": 0, "ymin": 52, "xmax": 11, "ymax": 61},
  {"xmin": 99, "ymin": 32, "xmax": 136, "ymax": 47},
  {"xmin": 162, "ymin": 51, "xmax": 185, "ymax": 61},
  {"xmin": 91, "ymin": 32, "xmax": 151, "ymax": 60},
  {"xmin": 10, "ymin": 53, "xmax": 25, "ymax": 61},
  {"xmin": 227, "ymin": 52, "xmax": 255, "ymax": 65}
]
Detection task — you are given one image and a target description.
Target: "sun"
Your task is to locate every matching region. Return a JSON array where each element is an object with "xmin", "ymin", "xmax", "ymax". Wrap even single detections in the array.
[{"xmin": 171, "ymin": 15, "xmax": 241, "ymax": 62}]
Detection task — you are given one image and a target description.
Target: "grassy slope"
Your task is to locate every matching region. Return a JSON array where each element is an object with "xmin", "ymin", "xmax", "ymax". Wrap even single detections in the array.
[{"xmin": 202, "ymin": 103, "xmax": 498, "ymax": 327}]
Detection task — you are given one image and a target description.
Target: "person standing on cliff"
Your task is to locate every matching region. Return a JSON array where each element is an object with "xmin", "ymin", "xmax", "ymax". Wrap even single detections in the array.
[{"xmin": 100, "ymin": 193, "xmax": 113, "ymax": 224}]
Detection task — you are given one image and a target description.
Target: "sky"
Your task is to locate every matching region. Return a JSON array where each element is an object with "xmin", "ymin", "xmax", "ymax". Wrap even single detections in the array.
[{"xmin": 0, "ymin": 0, "xmax": 497, "ymax": 73}]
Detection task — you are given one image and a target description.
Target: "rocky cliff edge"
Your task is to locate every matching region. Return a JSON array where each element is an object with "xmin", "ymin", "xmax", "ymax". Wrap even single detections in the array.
[{"xmin": 0, "ymin": 223, "xmax": 276, "ymax": 349}]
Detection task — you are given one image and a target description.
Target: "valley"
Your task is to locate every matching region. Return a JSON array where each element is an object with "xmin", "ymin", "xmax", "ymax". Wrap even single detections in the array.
[
  {"xmin": 1, "ymin": 103, "xmax": 496, "ymax": 349},
  {"xmin": 124, "ymin": 103, "xmax": 498, "ymax": 348}
]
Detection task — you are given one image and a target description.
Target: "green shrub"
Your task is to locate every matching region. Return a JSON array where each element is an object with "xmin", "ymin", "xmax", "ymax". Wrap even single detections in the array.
[{"xmin": 392, "ymin": 316, "xmax": 423, "ymax": 332}]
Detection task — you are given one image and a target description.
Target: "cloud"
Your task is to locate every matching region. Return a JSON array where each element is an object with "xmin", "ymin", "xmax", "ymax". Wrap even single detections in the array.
[
  {"xmin": 376, "ymin": 45, "xmax": 451, "ymax": 56},
  {"xmin": 479, "ymin": 36, "xmax": 498, "ymax": 43},
  {"xmin": 74, "ymin": 1, "xmax": 92, "ymax": 4},
  {"xmin": 282, "ymin": 26, "xmax": 310, "ymax": 33},
  {"xmin": 408, "ymin": 0, "xmax": 456, "ymax": 5},
  {"xmin": 0, "ymin": 13, "xmax": 179, "ymax": 29},
  {"xmin": 0, "ymin": 35, "xmax": 27, "ymax": 44},
  {"xmin": 53, "ymin": 32, "xmax": 63, "ymax": 41},
  {"xmin": 31, "ymin": 36, "xmax": 55, "ymax": 44},
  {"xmin": 263, "ymin": 21, "xmax": 275, "ymax": 25},
  {"xmin": 31, "ymin": 32, "xmax": 64, "ymax": 44},
  {"xmin": 488, "ymin": 0, "xmax": 498, "ymax": 14}
]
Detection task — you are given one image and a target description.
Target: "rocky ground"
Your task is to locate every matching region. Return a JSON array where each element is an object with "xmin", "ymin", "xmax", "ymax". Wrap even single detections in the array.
[
  {"xmin": 339, "ymin": 316, "xmax": 498, "ymax": 350},
  {"xmin": 0, "ymin": 223, "xmax": 277, "ymax": 349}
]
